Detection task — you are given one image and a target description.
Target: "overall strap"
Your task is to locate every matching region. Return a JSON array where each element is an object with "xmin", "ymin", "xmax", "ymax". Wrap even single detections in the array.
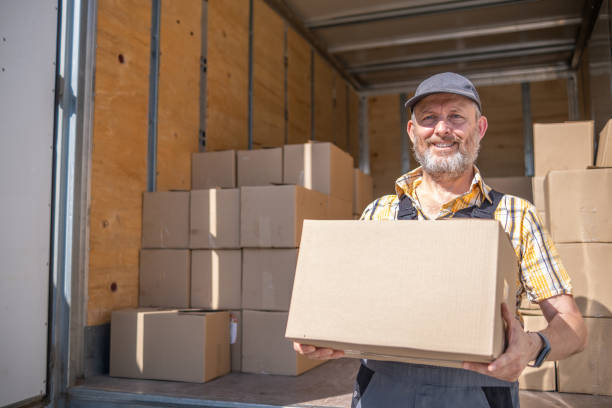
[
  {"xmin": 397, "ymin": 194, "xmax": 418, "ymax": 220},
  {"xmin": 397, "ymin": 189, "xmax": 505, "ymax": 220}
]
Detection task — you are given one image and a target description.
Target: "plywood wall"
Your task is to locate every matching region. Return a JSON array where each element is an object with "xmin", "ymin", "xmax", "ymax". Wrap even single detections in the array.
[
  {"xmin": 348, "ymin": 88, "xmax": 360, "ymax": 167},
  {"xmin": 531, "ymin": 79, "xmax": 569, "ymax": 124},
  {"xmin": 252, "ymin": 0, "xmax": 284, "ymax": 148},
  {"xmin": 334, "ymin": 78, "xmax": 348, "ymax": 150},
  {"xmin": 206, "ymin": 0, "xmax": 249, "ymax": 151},
  {"xmin": 477, "ymin": 83, "xmax": 524, "ymax": 177},
  {"xmin": 313, "ymin": 54, "xmax": 335, "ymax": 142},
  {"xmin": 368, "ymin": 94, "xmax": 401, "ymax": 198},
  {"xmin": 88, "ymin": 0, "xmax": 151, "ymax": 326},
  {"xmin": 286, "ymin": 28, "xmax": 311, "ymax": 144},
  {"xmin": 156, "ymin": 0, "xmax": 201, "ymax": 190}
]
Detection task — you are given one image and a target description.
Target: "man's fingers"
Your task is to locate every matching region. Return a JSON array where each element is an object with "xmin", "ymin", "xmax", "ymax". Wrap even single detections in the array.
[
  {"xmin": 463, "ymin": 361, "xmax": 491, "ymax": 376},
  {"xmin": 293, "ymin": 342, "xmax": 316, "ymax": 354},
  {"xmin": 329, "ymin": 350, "xmax": 345, "ymax": 359}
]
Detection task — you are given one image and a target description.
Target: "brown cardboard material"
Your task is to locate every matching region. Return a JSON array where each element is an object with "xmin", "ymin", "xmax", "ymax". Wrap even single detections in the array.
[
  {"xmin": 190, "ymin": 189, "xmax": 240, "ymax": 249},
  {"xmin": 545, "ymin": 169, "xmax": 612, "ymax": 243},
  {"xmin": 110, "ymin": 309, "xmax": 230, "ymax": 382},
  {"xmin": 242, "ymin": 249, "xmax": 297, "ymax": 311},
  {"xmin": 240, "ymin": 185, "xmax": 327, "ymax": 248},
  {"xmin": 556, "ymin": 243, "xmax": 612, "ymax": 317},
  {"xmin": 533, "ymin": 121, "xmax": 594, "ymax": 176},
  {"xmin": 327, "ymin": 196, "xmax": 352, "ymax": 220},
  {"xmin": 531, "ymin": 176, "xmax": 546, "ymax": 211},
  {"xmin": 486, "ymin": 177, "xmax": 533, "ymax": 203},
  {"xmin": 286, "ymin": 220, "xmax": 518, "ymax": 366},
  {"xmin": 283, "ymin": 142, "xmax": 354, "ymax": 202},
  {"xmin": 192, "ymin": 150, "xmax": 236, "ymax": 189},
  {"xmin": 237, "ymin": 148, "xmax": 283, "ymax": 186},
  {"xmin": 191, "ymin": 250, "xmax": 241, "ymax": 310},
  {"xmin": 142, "ymin": 192, "xmax": 189, "ymax": 248},
  {"xmin": 230, "ymin": 310, "xmax": 242, "ymax": 372},
  {"xmin": 353, "ymin": 168, "xmax": 373, "ymax": 215},
  {"xmin": 596, "ymin": 119, "xmax": 612, "ymax": 167},
  {"xmin": 139, "ymin": 250, "xmax": 190, "ymax": 308},
  {"xmin": 518, "ymin": 315, "xmax": 555, "ymax": 391},
  {"xmin": 242, "ymin": 310, "xmax": 325, "ymax": 375},
  {"xmin": 558, "ymin": 317, "xmax": 612, "ymax": 396}
]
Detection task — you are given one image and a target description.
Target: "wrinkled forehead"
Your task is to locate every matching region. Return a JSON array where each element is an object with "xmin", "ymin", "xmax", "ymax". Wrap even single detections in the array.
[{"xmin": 413, "ymin": 93, "xmax": 477, "ymax": 114}]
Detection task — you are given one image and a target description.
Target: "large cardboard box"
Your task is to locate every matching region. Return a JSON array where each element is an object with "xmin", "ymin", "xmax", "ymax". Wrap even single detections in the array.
[
  {"xmin": 518, "ymin": 314, "xmax": 556, "ymax": 391},
  {"xmin": 596, "ymin": 119, "xmax": 611, "ymax": 167},
  {"xmin": 242, "ymin": 310, "xmax": 325, "ymax": 375},
  {"xmin": 192, "ymin": 150, "xmax": 236, "ymax": 189},
  {"xmin": 558, "ymin": 317, "xmax": 612, "ymax": 396},
  {"xmin": 110, "ymin": 309, "xmax": 230, "ymax": 382},
  {"xmin": 353, "ymin": 168, "xmax": 373, "ymax": 215},
  {"xmin": 242, "ymin": 249, "xmax": 297, "ymax": 311},
  {"xmin": 286, "ymin": 220, "xmax": 518, "ymax": 367},
  {"xmin": 240, "ymin": 185, "xmax": 327, "ymax": 248},
  {"xmin": 486, "ymin": 177, "xmax": 533, "ymax": 203},
  {"xmin": 556, "ymin": 243, "xmax": 612, "ymax": 317},
  {"xmin": 327, "ymin": 196, "xmax": 352, "ymax": 220},
  {"xmin": 533, "ymin": 121, "xmax": 594, "ymax": 177},
  {"xmin": 139, "ymin": 249, "xmax": 190, "ymax": 308},
  {"xmin": 191, "ymin": 250, "xmax": 241, "ymax": 310},
  {"xmin": 142, "ymin": 192, "xmax": 189, "ymax": 248},
  {"xmin": 230, "ymin": 310, "xmax": 241, "ymax": 372},
  {"xmin": 283, "ymin": 142, "xmax": 353, "ymax": 202},
  {"xmin": 531, "ymin": 176, "xmax": 547, "ymax": 227},
  {"xmin": 545, "ymin": 169, "xmax": 612, "ymax": 243},
  {"xmin": 237, "ymin": 148, "xmax": 283, "ymax": 187},
  {"xmin": 190, "ymin": 189, "xmax": 240, "ymax": 249}
]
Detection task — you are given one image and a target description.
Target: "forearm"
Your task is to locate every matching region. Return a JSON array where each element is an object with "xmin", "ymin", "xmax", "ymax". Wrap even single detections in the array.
[{"xmin": 537, "ymin": 295, "xmax": 587, "ymax": 361}]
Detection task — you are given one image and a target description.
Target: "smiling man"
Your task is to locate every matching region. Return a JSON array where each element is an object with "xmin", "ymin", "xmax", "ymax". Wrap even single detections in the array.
[{"xmin": 294, "ymin": 72, "xmax": 587, "ymax": 408}]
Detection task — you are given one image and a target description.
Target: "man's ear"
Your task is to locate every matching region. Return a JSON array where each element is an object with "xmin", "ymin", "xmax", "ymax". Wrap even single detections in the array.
[
  {"xmin": 407, "ymin": 119, "xmax": 415, "ymax": 144},
  {"xmin": 477, "ymin": 115, "xmax": 488, "ymax": 141}
]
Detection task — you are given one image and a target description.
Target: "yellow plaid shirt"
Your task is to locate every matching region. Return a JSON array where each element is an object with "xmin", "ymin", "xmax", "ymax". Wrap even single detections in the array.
[{"xmin": 360, "ymin": 167, "xmax": 572, "ymax": 307}]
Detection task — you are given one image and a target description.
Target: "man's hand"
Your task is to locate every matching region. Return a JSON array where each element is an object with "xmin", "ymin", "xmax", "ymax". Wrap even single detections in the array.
[
  {"xmin": 462, "ymin": 303, "xmax": 541, "ymax": 382},
  {"xmin": 293, "ymin": 341, "xmax": 345, "ymax": 360}
]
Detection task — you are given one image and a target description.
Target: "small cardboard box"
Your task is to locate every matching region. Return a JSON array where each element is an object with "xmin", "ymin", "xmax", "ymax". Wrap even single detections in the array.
[
  {"xmin": 230, "ymin": 310, "xmax": 242, "ymax": 372},
  {"xmin": 533, "ymin": 121, "xmax": 594, "ymax": 177},
  {"xmin": 558, "ymin": 317, "xmax": 612, "ymax": 396},
  {"xmin": 486, "ymin": 177, "xmax": 533, "ymax": 203},
  {"xmin": 139, "ymin": 249, "xmax": 190, "ymax": 308},
  {"xmin": 237, "ymin": 148, "xmax": 283, "ymax": 187},
  {"xmin": 191, "ymin": 250, "xmax": 241, "ymax": 310},
  {"xmin": 518, "ymin": 314, "xmax": 556, "ymax": 391},
  {"xmin": 596, "ymin": 119, "xmax": 612, "ymax": 167},
  {"xmin": 531, "ymin": 176, "xmax": 546, "ymax": 210},
  {"xmin": 242, "ymin": 249, "xmax": 298, "ymax": 312},
  {"xmin": 142, "ymin": 191, "xmax": 189, "ymax": 249},
  {"xmin": 353, "ymin": 168, "xmax": 373, "ymax": 215},
  {"xmin": 327, "ymin": 196, "xmax": 352, "ymax": 220},
  {"xmin": 242, "ymin": 310, "xmax": 325, "ymax": 375},
  {"xmin": 240, "ymin": 185, "xmax": 327, "ymax": 248},
  {"xmin": 286, "ymin": 220, "xmax": 518, "ymax": 367},
  {"xmin": 190, "ymin": 189, "xmax": 240, "ymax": 249},
  {"xmin": 283, "ymin": 142, "xmax": 354, "ymax": 202},
  {"xmin": 192, "ymin": 150, "xmax": 236, "ymax": 189},
  {"xmin": 545, "ymin": 168, "xmax": 612, "ymax": 243},
  {"xmin": 556, "ymin": 243, "xmax": 612, "ymax": 317},
  {"xmin": 110, "ymin": 309, "xmax": 230, "ymax": 383}
]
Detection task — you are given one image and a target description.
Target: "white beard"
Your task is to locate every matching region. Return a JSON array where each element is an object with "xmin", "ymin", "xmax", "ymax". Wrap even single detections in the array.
[{"xmin": 413, "ymin": 134, "xmax": 480, "ymax": 179}]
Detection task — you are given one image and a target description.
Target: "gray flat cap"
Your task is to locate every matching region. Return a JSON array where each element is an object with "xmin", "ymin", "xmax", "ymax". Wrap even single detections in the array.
[{"xmin": 405, "ymin": 72, "xmax": 481, "ymax": 112}]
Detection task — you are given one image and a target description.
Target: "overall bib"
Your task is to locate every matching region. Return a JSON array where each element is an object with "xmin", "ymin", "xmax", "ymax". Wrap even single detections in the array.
[{"xmin": 352, "ymin": 189, "xmax": 520, "ymax": 408}]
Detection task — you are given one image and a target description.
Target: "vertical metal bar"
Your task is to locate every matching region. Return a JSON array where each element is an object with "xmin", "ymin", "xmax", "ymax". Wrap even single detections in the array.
[
  {"xmin": 310, "ymin": 48, "xmax": 315, "ymax": 140},
  {"xmin": 567, "ymin": 72, "xmax": 580, "ymax": 120},
  {"xmin": 359, "ymin": 95, "xmax": 370, "ymax": 174},
  {"xmin": 399, "ymin": 93, "xmax": 410, "ymax": 173},
  {"xmin": 521, "ymin": 82, "xmax": 534, "ymax": 176},
  {"xmin": 147, "ymin": 0, "xmax": 161, "ymax": 191},
  {"xmin": 283, "ymin": 22, "xmax": 288, "ymax": 145},
  {"xmin": 247, "ymin": 0, "xmax": 254, "ymax": 149}
]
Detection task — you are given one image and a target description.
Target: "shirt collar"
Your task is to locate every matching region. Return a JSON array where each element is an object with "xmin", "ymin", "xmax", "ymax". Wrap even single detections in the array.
[{"xmin": 394, "ymin": 165, "xmax": 493, "ymax": 204}]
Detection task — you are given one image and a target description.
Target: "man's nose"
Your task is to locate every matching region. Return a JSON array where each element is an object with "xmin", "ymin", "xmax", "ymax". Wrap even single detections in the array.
[{"xmin": 434, "ymin": 120, "xmax": 451, "ymax": 135}]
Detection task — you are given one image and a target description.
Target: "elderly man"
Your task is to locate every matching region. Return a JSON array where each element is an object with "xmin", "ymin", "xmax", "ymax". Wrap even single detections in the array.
[{"xmin": 294, "ymin": 72, "xmax": 587, "ymax": 408}]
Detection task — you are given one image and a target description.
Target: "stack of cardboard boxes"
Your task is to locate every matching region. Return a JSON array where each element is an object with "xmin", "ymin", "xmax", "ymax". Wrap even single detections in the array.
[
  {"xmin": 109, "ymin": 141, "xmax": 373, "ymax": 382},
  {"xmin": 518, "ymin": 119, "xmax": 612, "ymax": 395}
]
